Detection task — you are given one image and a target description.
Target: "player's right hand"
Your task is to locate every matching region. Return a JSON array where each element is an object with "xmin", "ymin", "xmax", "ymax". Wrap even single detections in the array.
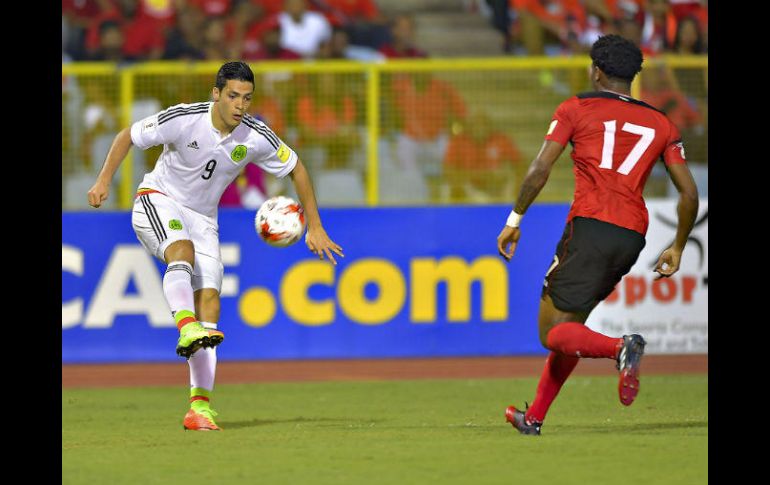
[
  {"xmin": 654, "ymin": 246, "xmax": 682, "ymax": 279},
  {"xmin": 87, "ymin": 182, "xmax": 110, "ymax": 208},
  {"xmin": 497, "ymin": 226, "xmax": 521, "ymax": 261}
]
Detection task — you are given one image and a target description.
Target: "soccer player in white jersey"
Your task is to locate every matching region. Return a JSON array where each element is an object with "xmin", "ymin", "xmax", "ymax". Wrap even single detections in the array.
[{"xmin": 87, "ymin": 61, "xmax": 344, "ymax": 431}]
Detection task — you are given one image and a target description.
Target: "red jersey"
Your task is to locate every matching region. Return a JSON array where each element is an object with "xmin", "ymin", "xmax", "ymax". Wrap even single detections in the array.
[{"xmin": 545, "ymin": 91, "xmax": 687, "ymax": 235}]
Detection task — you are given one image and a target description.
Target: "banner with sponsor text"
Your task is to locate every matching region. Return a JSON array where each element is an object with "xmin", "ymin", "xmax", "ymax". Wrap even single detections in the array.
[{"xmin": 62, "ymin": 201, "xmax": 707, "ymax": 363}]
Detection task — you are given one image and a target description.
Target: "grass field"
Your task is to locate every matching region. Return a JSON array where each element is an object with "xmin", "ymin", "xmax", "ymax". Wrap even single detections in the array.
[{"xmin": 62, "ymin": 375, "xmax": 707, "ymax": 485}]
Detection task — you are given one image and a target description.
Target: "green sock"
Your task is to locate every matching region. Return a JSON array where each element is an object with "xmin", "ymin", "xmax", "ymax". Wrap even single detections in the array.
[{"xmin": 190, "ymin": 387, "xmax": 211, "ymax": 410}]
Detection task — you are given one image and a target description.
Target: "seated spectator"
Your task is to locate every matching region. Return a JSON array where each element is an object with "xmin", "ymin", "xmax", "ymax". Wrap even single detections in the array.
[
  {"xmin": 640, "ymin": 0, "xmax": 677, "ymax": 56},
  {"xmin": 508, "ymin": 0, "xmax": 587, "ymax": 56},
  {"xmin": 243, "ymin": 23, "xmax": 303, "ymax": 60},
  {"xmin": 315, "ymin": 0, "xmax": 390, "ymax": 49},
  {"xmin": 199, "ymin": 16, "xmax": 236, "ymax": 59},
  {"xmin": 389, "ymin": 72, "xmax": 467, "ymax": 200},
  {"xmin": 252, "ymin": 0, "xmax": 284, "ymax": 17},
  {"xmin": 185, "ymin": 0, "xmax": 232, "ymax": 17},
  {"xmin": 295, "ymin": 73, "xmax": 360, "ymax": 170},
  {"xmin": 378, "ymin": 14, "xmax": 428, "ymax": 58},
  {"xmin": 641, "ymin": 65, "xmax": 706, "ymax": 162},
  {"xmin": 225, "ymin": 0, "xmax": 265, "ymax": 57},
  {"xmin": 316, "ymin": 27, "xmax": 385, "ymax": 61},
  {"xmin": 163, "ymin": 5, "xmax": 206, "ymax": 60},
  {"xmin": 444, "ymin": 111, "xmax": 523, "ymax": 202},
  {"xmin": 85, "ymin": 0, "xmax": 166, "ymax": 61},
  {"xmin": 89, "ymin": 20, "xmax": 126, "ymax": 61},
  {"xmin": 277, "ymin": 0, "xmax": 333, "ymax": 58},
  {"xmin": 63, "ymin": 0, "xmax": 113, "ymax": 60},
  {"xmin": 671, "ymin": 15, "xmax": 706, "ymax": 54}
]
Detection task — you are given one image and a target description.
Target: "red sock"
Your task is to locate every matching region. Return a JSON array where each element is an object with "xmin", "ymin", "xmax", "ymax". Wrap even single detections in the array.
[
  {"xmin": 546, "ymin": 322, "xmax": 623, "ymax": 359},
  {"xmin": 525, "ymin": 351, "xmax": 579, "ymax": 423}
]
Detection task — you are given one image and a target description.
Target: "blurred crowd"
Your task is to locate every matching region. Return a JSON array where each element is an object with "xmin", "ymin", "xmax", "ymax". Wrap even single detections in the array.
[
  {"xmin": 481, "ymin": 0, "xmax": 707, "ymax": 56},
  {"xmin": 62, "ymin": 0, "xmax": 425, "ymax": 63},
  {"xmin": 62, "ymin": 0, "xmax": 707, "ymax": 208}
]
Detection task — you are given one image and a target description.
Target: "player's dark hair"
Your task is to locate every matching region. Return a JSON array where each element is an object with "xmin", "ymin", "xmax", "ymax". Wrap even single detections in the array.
[
  {"xmin": 215, "ymin": 61, "xmax": 255, "ymax": 91},
  {"xmin": 590, "ymin": 35, "xmax": 643, "ymax": 84}
]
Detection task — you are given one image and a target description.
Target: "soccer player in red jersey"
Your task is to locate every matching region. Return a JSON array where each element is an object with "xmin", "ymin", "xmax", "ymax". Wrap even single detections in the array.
[{"xmin": 496, "ymin": 35, "xmax": 699, "ymax": 435}]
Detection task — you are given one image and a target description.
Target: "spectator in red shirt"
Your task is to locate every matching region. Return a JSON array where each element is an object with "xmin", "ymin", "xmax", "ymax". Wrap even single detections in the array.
[
  {"xmin": 63, "ymin": 0, "xmax": 113, "ymax": 60},
  {"xmin": 85, "ymin": 0, "xmax": 166, "ymax": 61},
  {"xmin": 444, "ymin": 111, "xmax": 524, "ymax": 201},
  {"xmin": 378, "ymin": 14, "xmax": 427, "ymax": 58}
]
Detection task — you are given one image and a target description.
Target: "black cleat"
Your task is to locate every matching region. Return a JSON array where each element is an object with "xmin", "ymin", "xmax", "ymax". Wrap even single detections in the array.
[
  {"xmin": 505, "ymin": 404, "xmax": 542, "ymax": 435},
  {"xmin": 617, "ymin": 334, "xmax": 646, "ymax": 406}
]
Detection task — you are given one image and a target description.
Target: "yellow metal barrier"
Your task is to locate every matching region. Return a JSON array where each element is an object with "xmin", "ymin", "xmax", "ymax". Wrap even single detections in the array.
[{"xmin": 62, "ymin": 56, "xmax": 707, "ymax": 209}]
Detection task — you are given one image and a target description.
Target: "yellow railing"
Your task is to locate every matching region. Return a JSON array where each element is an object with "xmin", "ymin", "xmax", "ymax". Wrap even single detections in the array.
[{"xmin": 62, "ymin": 56, "xmax": 707, "ymax": 209}]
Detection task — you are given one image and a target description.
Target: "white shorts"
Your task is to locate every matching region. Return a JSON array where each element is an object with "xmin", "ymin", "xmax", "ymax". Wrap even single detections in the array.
[{"xmin": 131, "ymin": 191, "xmax": 223, "ymax": 292}]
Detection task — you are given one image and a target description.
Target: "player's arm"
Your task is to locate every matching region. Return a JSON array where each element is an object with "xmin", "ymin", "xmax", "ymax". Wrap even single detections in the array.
[
  {"xmin": 655, "ymin": 162, "xmax": 699, "ymax": 278},
  {"xmin": 497, "ymin": 140, "xmax": 566, "ymax": 261},
  {"xmin": 87, "ymin": 127, "xmax": 133, "ymax": 208},
  {"xmin": 289, "ymin": 159, "xmax": 344, "ymax": 265}
]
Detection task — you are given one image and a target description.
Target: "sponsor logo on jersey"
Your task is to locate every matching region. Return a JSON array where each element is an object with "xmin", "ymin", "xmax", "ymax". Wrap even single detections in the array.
[
  {"xmin": 142, "ymin": 121, "xmax": 156, "ymax": 133},
  {"xmin": 169, "ymin": 220, "xmax": 183, "ymax": 231},
  {"xmin": 187, "ymin": 140, "xmax": 199, "ymax": 150},
  {"xmin": 547, "ymin": 120, "xmax": 558, "ymax": 136},
  {"xmin": 231, "ymin": 145, "xmax": 247, "ymax": 162},
  {"xmin": 276, "ymin": 143, "xmax": 290, "ymax": 163}
]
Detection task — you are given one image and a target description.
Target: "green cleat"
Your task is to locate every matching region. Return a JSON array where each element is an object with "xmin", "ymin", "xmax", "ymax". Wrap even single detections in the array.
[
  {"xmin": 176, "ymin": 322, "xmax": 224, "ymax": 359},
  {"xmin": 183, "ymin": 407, "xmax": 221, "ymax": 431}
]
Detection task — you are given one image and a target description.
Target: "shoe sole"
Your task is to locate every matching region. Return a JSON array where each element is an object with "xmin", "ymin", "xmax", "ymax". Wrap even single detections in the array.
[
  {"xmin": 618, "ymin": 336, "xmax": 645, "ymax": 406},
  {"xmin": 176, "ymin": 334, "xmax": 225, "ymax": 359},
  {"xmin": 619, "ymin": 367, "xmax": 640, "ymax": 406},
  {"xmin": 183, "ymin": 425, "xmax": 219, "ymax": 431}
]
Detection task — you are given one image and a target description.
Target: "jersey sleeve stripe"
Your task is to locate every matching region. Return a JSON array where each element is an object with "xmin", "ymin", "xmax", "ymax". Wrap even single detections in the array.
[
  {"xmin": 158, "ymin": 106, "xmax": 209, "ymax": 123},
  {"xmin": 242, "ymin": 115, "xmax": 280, "ymax": 145},
  {"xmin": 157, "ymin": 103, "xmax": 208, "ymax": 121},
  {"xmin": 158, "ymin": 108, "xmax": 209, "ymax": 125},
  {"xmin": 158, "ymin": 104, "xmax": 209, "ymax": 123},
  {"xmin": 241, "ymin": 118, "xmax": 280, "ymax": 149}
]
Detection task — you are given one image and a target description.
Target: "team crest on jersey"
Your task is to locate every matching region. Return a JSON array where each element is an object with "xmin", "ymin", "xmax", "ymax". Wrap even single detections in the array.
[
  {"xmin": 231, "ymin": 145, "xmax": 247, "ymax": 162},
  {"xmin": 169, "ymin": 219, "xmax": 183, "ymax": 230},
  {"xmin": 276, "ymin": 143, "xmax": 290, "ymax": 163}
]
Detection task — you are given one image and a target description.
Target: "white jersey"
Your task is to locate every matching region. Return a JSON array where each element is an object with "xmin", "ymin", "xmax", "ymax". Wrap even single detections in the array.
[{"xmin": 130, "ymin": 102, "xmax": 297, "ymax": 218}]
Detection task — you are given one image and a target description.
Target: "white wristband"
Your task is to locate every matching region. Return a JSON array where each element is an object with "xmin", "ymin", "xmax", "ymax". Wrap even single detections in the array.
[{"xmin": 506, "ymin": 210, "xmax": 523, "ymax": 228}]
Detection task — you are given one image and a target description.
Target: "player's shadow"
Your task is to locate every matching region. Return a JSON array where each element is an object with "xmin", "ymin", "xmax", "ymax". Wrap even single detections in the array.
[
  {"xmin": 556, "ymin": 420, "xmax": 708, "ymax": 434},
  {"xmin": 220, "ymin": 417, "xmax": 385, "ymax": 430}
]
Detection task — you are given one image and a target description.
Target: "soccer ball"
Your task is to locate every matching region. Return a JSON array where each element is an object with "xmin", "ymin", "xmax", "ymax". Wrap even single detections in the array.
[{"xmin": 255, "ymin": 196, "xmax": 306, "ymax": 247}]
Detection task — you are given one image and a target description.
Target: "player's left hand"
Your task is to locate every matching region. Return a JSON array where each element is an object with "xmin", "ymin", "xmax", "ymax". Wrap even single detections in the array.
[
  {"xmin": 654, "ymin": 246, "xmax": 682, "ymax": 279},
  {"xmin": 306, "ymin": 227, "xmax": 344, "ymax": 265},
  {"xmin": 497, "ymin": 225, "xmax": 521, "ymax": 261}
]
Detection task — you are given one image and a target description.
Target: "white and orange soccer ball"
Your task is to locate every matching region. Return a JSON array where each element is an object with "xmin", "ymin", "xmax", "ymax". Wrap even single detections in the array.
[{"xmin": 255, "ymin": 196, "xmax": 306, "ymax": 247}]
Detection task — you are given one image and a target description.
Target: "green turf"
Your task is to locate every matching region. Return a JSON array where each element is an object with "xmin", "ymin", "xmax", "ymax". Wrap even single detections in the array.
[{"xmin": 62, "ymin": 374, "xmax": 707, "ymax": 485}]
